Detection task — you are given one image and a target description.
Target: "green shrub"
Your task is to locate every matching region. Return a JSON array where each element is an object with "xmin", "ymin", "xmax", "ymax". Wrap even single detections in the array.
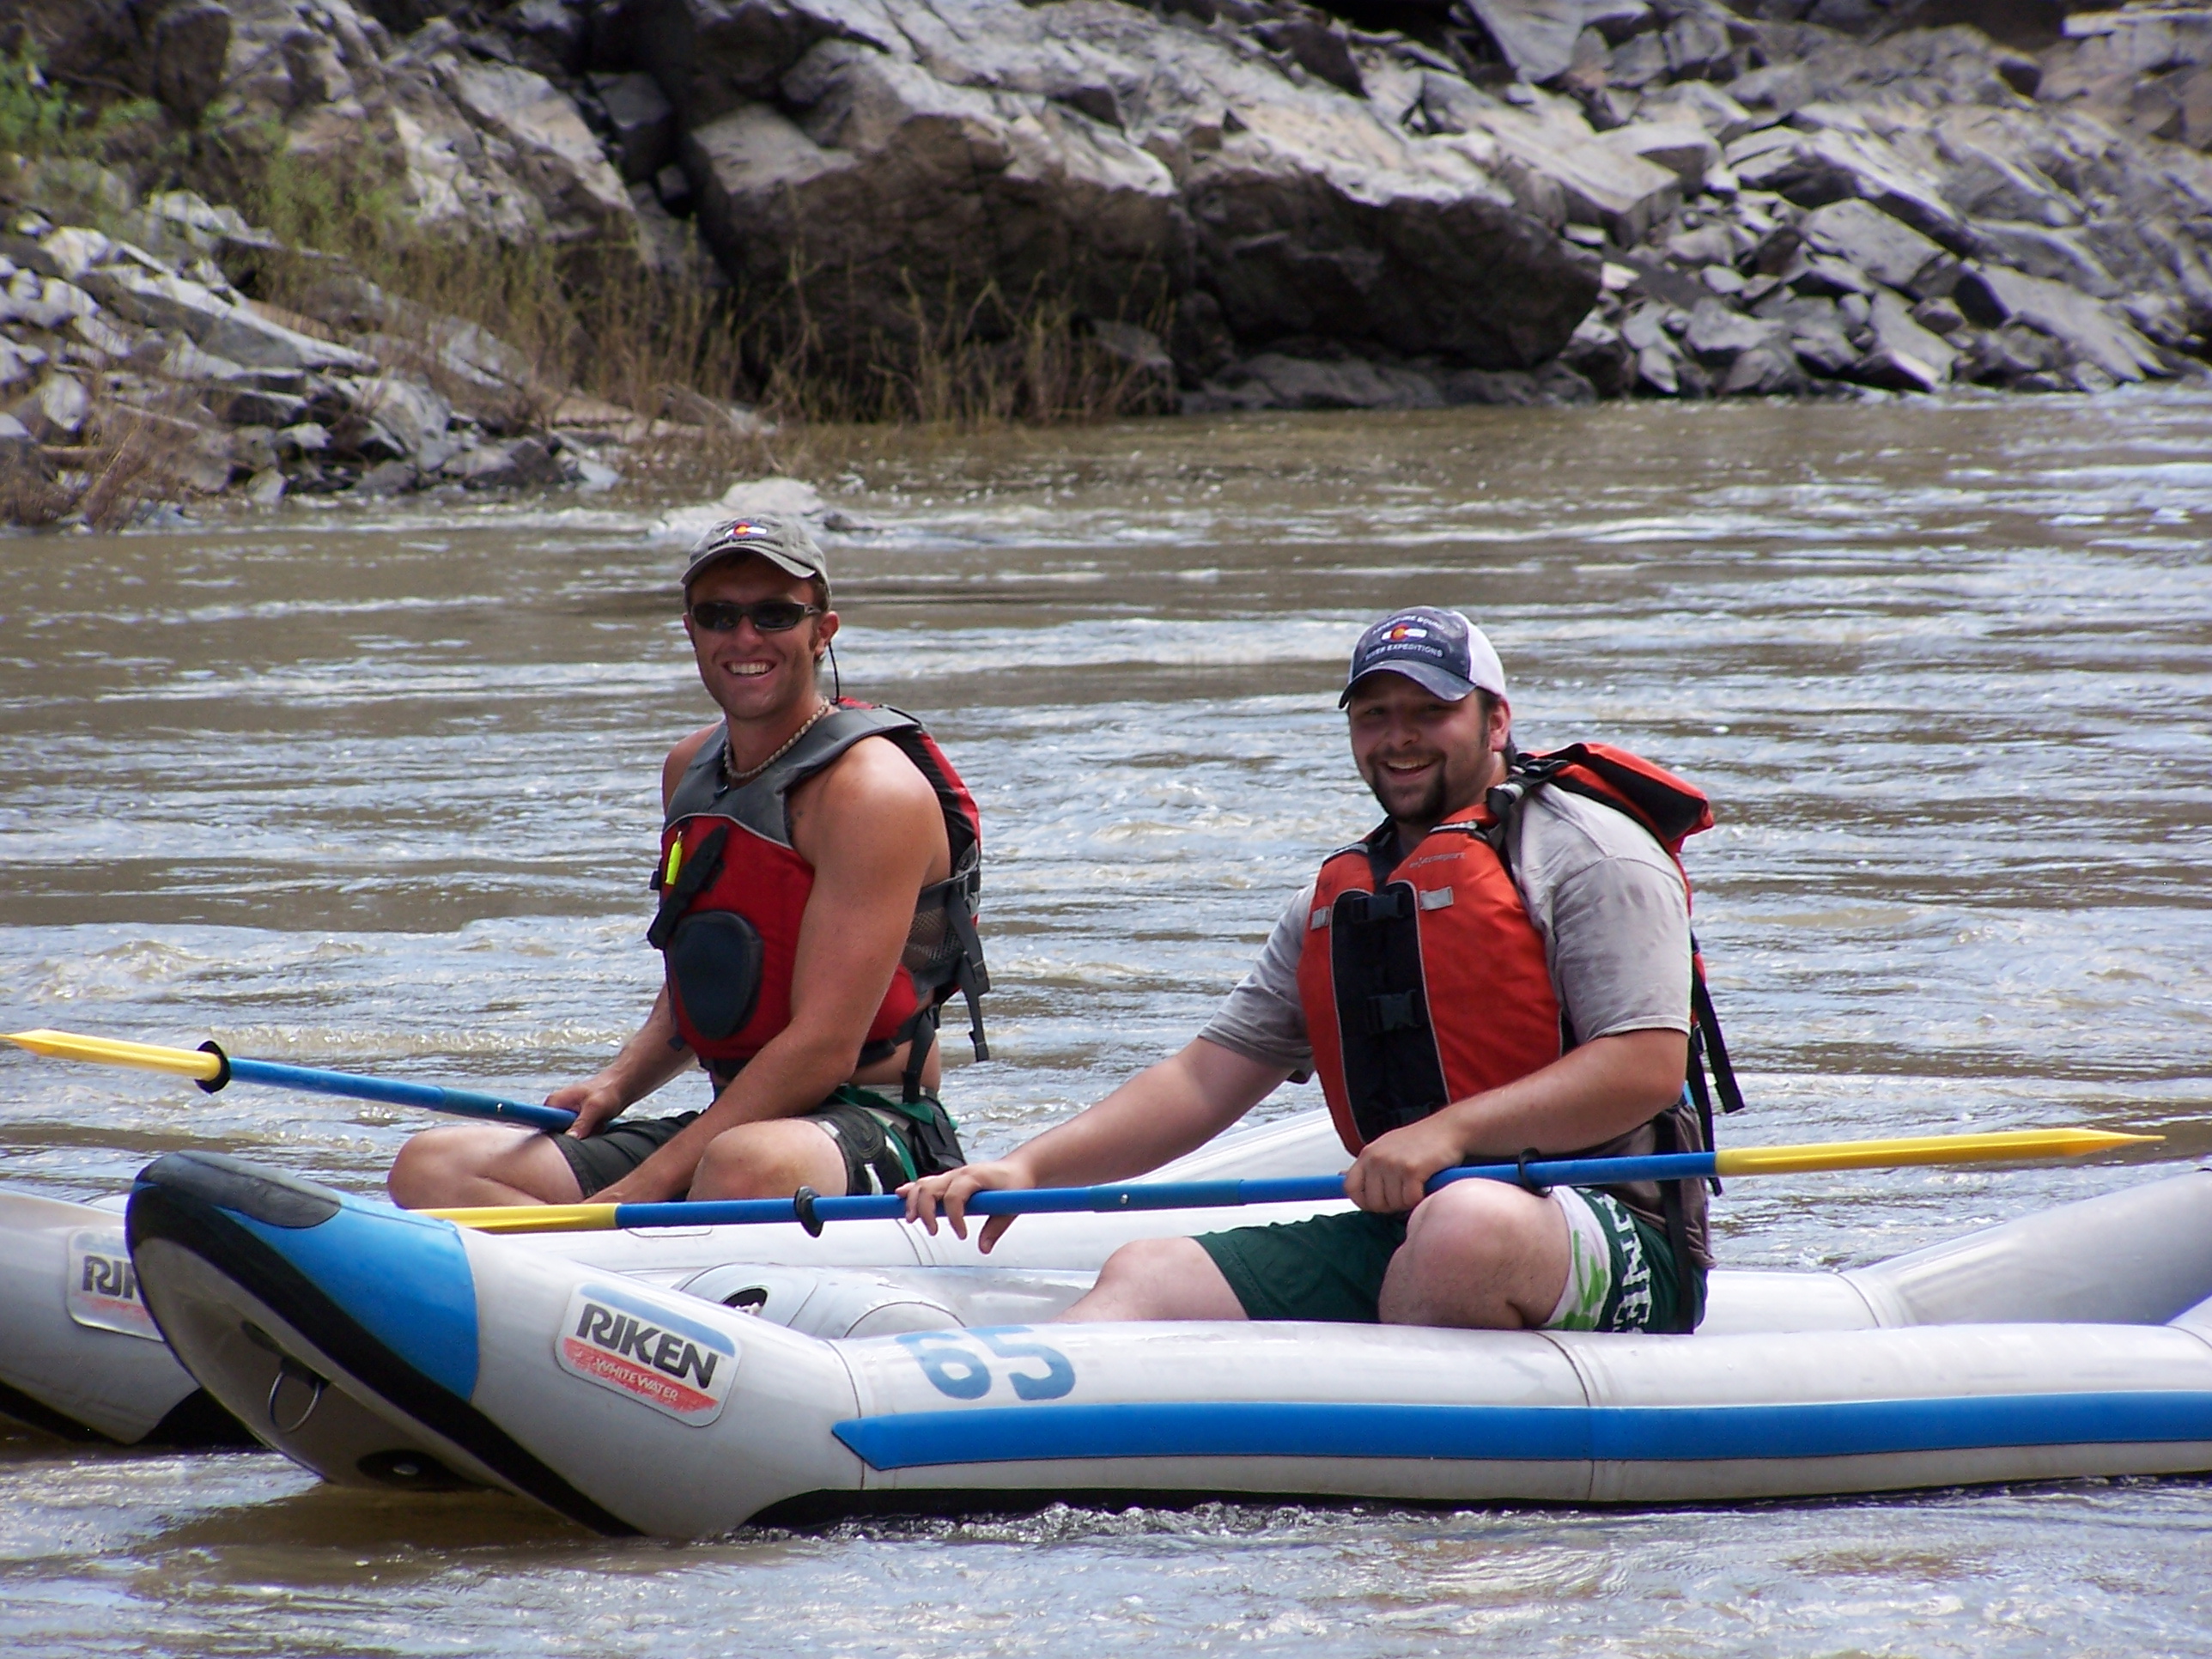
[{"xmin": 0, "ymin": 47, "xmax": 161, "ymax": 163}]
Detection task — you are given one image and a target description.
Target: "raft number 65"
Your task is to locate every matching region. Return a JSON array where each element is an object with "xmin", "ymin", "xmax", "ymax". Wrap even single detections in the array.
[{"xmin": 897, "ymin": 1328, "xmax": 1075, "ymax": 1401}]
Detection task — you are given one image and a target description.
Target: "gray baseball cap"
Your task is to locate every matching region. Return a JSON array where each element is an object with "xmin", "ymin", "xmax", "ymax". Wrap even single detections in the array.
[
  {"xmin": 1339, "ymin": 606, "xmax": 1507, "ymax": 707},
  {"xmin": 679, "ymin": 514, "xmax": 829, "ymax": 592}
]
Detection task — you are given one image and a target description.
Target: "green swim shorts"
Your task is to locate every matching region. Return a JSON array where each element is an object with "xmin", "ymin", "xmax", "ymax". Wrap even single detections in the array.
[{"xmin": 1194, "ymin": 1185, "xmax": 1698, "ymax": 1332}]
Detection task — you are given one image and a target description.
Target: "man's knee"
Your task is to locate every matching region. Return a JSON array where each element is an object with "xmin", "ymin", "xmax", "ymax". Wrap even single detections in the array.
[
  {"xmin": 1402, "ymin": 1180, "xmax": 1544, "ymax": 1271},
  {"xmin": 1097, "ymin": 1236, "xmax": 1194, "ymax": 1286},
  {"xmin": 688, "ymin": 1120, "xmax": 843, "ymax": 1200},
  {"xmin": 386, "ymin": 1125, "xmax": 489, "ymax": 1208},
  {"xmin": 1383, "ymin": 1182, "xmax": 1565, "ymax": 1329},
  {"xmin": 386, "ymin": 1124, "xmax": 570, "ymax": 1208},
  {"xmin": 1060, "ymin": 1237, "xmax": 1244, "ymax": 1322}
]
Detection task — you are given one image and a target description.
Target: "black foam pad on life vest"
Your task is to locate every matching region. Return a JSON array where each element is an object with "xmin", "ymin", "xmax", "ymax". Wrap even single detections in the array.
[
  {"xmin": 665, "ymin": 911, "xmax": 765, "ymax": 1043},
  {"xmin": 1329, "ymin": 880, "xmax": 1450, "ymax": 1145}
]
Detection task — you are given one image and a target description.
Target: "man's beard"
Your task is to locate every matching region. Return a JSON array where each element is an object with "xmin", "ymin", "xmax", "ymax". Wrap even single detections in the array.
[{"xmin": 1365, "ymin": 761, "xmax": 1448, "ymax": 827}]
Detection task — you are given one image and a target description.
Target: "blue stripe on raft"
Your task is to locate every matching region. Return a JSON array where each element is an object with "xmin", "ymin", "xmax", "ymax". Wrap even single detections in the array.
[
  {"xmin": 830, "ymin": 1393, "xmax": 2212, "ymax": 1472},
  {"xmin": 232, "ymin": 1198, "xmax": 482, "ymax": 1399}
]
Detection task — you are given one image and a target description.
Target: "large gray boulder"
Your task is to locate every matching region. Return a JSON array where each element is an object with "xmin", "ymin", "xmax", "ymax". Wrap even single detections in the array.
[
  {"xmin": 439, "ymin": 58, "xmax": 638, "ymax": 244},
  {"xmin": 2040, "ymin": 7, "xmax": 2212, "ymax": 151},
  {"xmin": 684, "ymin": 46, "xmax": 1188, "ymax": 361},
  {"xmin": 1849, "ymin": 289, "xmax": 1955, "ymax": 392},
  {"xmin": 1954, "ymin": 264, "xmax": 2166, "ymax": 383},
  {"xmin": 1462, "ymin": 101, "xmax": 1684, "ymax": 244},
  {"xmin": 671, "ymin": 0, "xmax": 1598, "ymax": 374},
  {"xmin": 79, "ymin": 267, "xmax": 377, "ymax": 372},
  {"xmin": 1725, "ymin": 117, "xmax": 1970, "ymax": 252},
  {"xmin": 1797, "ymin": 198, "xmax": 1954, "ymax": 297}
]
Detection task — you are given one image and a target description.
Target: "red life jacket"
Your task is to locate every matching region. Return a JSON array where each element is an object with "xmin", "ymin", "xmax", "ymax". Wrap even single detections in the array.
[
  {"xmin": 1294, "ymin": 743, "xmax": 1738, "ymax": 1321},
  {"xmin": 647, "ymin": 702, "xmax": 988, "ymax": 1098}
]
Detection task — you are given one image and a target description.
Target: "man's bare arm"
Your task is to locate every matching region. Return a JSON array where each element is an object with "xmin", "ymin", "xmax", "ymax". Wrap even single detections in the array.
[
  {"xmin": 538, "ymin": 726, "xmax": 725, "ymax": 1137},
  {"xmin": 544, "ymin": 986, "xmax": 696, "ymax": 1137},
  {"xmin": 1343, "ymin": 1027, "xmax": 1688, "ymax": 1214},
  {"xmin": 595, "ymin": 737, "xmax": 948, "ymax": 1202},
  {"xmin": 902, "ymin": 1037, "xmax": 1293, "ymax": 1250}
]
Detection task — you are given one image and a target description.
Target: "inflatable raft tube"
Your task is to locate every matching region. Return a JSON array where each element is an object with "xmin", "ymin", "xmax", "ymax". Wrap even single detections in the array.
[
  {"xmin": 0, "ymin": 1107, "xmax": 1349, "ymax": 1443},
  {"xmin": 0, "ymin": 1187, "xmax": 255, "ymax": 1446},
  {"xmin": 128, "ymin": 1153, "xmax": 2212, "ymax": 1534}
]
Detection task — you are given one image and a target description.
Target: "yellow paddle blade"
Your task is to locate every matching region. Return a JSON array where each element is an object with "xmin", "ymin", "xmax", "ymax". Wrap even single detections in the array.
[
  {"xmin": 7, "ymin": 1028, "xmax": 223, "ymax": 1082},
  {"xmin": 1715, "ymin": 1127, "xmax": 2161, "ymax": 1176},
  {"xmin": 423, "ymin": 1204, "xmax": 620, "ymax": 1234}
]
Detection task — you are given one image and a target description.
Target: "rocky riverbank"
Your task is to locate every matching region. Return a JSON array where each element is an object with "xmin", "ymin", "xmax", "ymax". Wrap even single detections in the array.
[
  {"xmin": 3, "ymin": 0, "xmax": 2211, "ymax": 518},
  {"xmin": 0, "ymin": 176, "xmax": 659, "ymax": 520}
]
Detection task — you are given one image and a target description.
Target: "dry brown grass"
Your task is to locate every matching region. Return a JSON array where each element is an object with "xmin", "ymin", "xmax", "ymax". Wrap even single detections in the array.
[
  {"xmin": 748, "ymin": 269, "xmax": 1176, "ymax": 428},
  {"xmin": 227, "ymin": 142, "xmax": 1169, "ymax": 465},
  {"xmin": 9, "ymin": 391, "xmax": 224, "ymax": 529}
]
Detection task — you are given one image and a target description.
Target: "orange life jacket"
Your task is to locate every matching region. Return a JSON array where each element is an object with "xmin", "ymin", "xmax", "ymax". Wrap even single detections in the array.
[
  {"xmin": 647, "ymin": 702, "xmax": 988, "ymax": 1107},
  {"xmin": 1295, "ymin": 743, "xmax": 1740, "ymax": 1324}
]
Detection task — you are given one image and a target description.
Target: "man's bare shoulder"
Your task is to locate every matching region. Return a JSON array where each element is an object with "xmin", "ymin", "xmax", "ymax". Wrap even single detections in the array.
[
  {"xmin": 789, "ymin": 732, "xmax": 946, "ymax": 868},
  {"xmin": 661, "ymin": 722, "xmax": 722, "ymax": 808},
  {"xmin": 806, "ymin": 732, "xmax": 940, "ymax": 815}
]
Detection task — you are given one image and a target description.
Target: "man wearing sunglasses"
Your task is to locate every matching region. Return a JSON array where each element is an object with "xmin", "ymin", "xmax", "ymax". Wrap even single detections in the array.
[{"xmin": 389, "ymin": 514, "xmax": 988, "ymax": 1210}]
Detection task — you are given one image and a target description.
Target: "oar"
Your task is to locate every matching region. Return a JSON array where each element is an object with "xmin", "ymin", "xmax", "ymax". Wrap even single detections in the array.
[
  {"xmin": 6, "ymin": 1027, "xmax": 576, "ymax": 1133},
  {"xmin": 425, "ymin": 1126, "xmax": 2160, "ymax": 1236}
]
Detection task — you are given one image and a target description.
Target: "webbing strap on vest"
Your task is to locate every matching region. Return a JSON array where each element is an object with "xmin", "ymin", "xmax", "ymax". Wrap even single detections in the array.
[
  {"xmin": 1650, "ymin": 1109, "xmax": 1703, "ymax": 1334},
  {"xmin": 1682, "ymin": 943, "xmax": 1744, "ymax": 1195},
  {"xmin": 882, "ymin": 866, "xmax": 993, "ymax": 1103},
  {"xmin": 645, "ymin": 824, "xmax": 730, "ymax": 951},
  {"xmin": 1329, "ymin": 881, "xmax": 1450, "ymax": 1143},
  {"xmin": 941, "ymin": 873, "xmax": 992, "ymax": 1062}
]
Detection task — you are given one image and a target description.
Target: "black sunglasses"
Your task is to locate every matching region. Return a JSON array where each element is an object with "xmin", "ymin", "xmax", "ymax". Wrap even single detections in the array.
[{"xmin": 688, "ymin": 599, "xmax": 822, "ymax": 634}]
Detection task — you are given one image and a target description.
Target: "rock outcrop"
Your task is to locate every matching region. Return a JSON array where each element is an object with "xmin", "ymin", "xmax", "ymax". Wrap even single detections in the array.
[
  {"xmin": 0, "ymin": 0, "xmax": 2208, "ymax": 506},
  {"xmin": 0, "ymin": 174, "xmax": 647, "ymax": 519}
]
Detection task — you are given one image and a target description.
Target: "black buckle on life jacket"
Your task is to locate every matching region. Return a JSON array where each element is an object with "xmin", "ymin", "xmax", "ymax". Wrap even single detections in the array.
[
  {"xmin": 1364, "ymin": 991, "xmax": 1422, "ymax": 1034},
  {"xmin": 943, "ymin": 881, "xmax": 992, "ymax": 1062},
  {"xmin": 1329, "ymin": 879, "xmax": 1450, "ymax": 1143}
]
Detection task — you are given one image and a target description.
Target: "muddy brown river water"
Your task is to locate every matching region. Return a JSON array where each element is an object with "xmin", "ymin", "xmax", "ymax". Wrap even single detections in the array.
[{"xmin": 2, "ymin": 392, "xmax": 2209, "ymax": 1655}]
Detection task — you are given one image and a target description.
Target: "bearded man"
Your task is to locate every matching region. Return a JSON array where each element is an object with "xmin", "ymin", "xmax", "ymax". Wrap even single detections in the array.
[{"xmin": 905, "ymin": 606, "xmax": 1716, "ymax": 1334}]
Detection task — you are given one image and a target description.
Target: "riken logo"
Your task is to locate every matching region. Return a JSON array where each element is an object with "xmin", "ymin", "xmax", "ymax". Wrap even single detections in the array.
[
  {"xmin": 555, "ymin": 1282, "xmax": 738, "ymax": 1425},
  {"xmin": 65, "ymin": 1230, "xmax": 161, "ymax": 1341}
]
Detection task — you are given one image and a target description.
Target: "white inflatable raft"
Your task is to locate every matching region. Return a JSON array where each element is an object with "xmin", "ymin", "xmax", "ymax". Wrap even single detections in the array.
[
  {"xmin": 0, "ymin": 1109, "xmax": 1351, "ymax": 1443},
  {"xmin": 127, "ymin": 1150, "xmax": 2212, "ymax": 1535}
]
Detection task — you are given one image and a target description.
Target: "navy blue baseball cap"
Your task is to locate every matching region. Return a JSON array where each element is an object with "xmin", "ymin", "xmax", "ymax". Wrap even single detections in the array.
[{"xmin": 1339, "ymin": 606, "xmax": 1507, "ymax": 707}]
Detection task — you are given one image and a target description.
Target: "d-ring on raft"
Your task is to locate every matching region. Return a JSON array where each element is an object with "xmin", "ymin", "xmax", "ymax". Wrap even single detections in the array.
[{"xmin": 125, "ymin": 1148, "xmax": 2212, "ymax": 1538}]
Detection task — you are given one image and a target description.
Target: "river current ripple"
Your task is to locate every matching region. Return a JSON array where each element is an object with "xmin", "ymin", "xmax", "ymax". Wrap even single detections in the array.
[{"xmin": 1, "ymin": 394, "xmax": 2209, "ymax": 1655}]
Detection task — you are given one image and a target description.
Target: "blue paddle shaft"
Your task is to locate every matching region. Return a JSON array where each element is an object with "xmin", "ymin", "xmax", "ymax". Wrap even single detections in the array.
[
  {"xmin": 225, "ymin": 1057, "xmax": 576, "ymax": 1133},
  {"xmin": 603, "ymin": 1151, "xmax": 1723, "ymax": 1231}
]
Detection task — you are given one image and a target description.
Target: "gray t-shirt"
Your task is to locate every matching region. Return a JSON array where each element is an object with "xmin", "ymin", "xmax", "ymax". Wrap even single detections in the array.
[{"xmin": 1200, "ymin": 787, "xmax": 1692, "ymax": 1077}]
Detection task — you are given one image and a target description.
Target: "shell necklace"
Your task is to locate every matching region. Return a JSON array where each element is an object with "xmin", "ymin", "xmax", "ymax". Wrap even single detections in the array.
[{"xmin": 724, "ymin": 698, "xmax": 834, "ymax": 788}]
